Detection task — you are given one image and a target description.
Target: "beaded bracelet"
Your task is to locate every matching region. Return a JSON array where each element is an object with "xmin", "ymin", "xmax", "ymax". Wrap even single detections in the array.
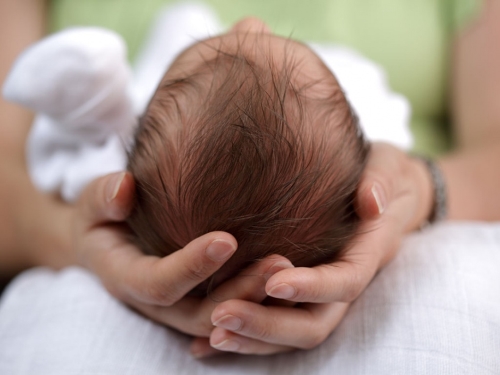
[{"xmin": 415, "ymin": 156, "xmax": 448, "ymax": 223}]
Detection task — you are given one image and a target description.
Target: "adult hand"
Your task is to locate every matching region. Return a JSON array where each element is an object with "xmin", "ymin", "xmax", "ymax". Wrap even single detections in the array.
[
  {"xmin": 74, "ymin": 171, "xmax": 293, "ymax": 345},
  {"xmin": 195, "ymin": 143, "xmax": 434, "ymax": 355}
]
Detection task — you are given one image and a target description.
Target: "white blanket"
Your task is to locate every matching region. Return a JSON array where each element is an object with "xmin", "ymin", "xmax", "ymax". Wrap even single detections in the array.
[
  {"xmin": 3, "ymin": 2, "xmax": 412, "ymax": 202},
  {"xmin": 1, "ymin": 222, "xmax": 499, "ymax": 374}
]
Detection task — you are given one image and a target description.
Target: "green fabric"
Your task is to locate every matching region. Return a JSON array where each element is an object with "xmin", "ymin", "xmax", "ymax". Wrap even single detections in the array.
[{"xmin": 49, "ymin": 0, "xmax": 482, "ymax": 155}]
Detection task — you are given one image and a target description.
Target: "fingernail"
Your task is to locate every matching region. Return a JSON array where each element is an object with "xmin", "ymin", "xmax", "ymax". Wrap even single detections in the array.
[
  {"xmin": 265, "ymin": 261, "xmax": 294, "ymax": 280},
  {"xmin": 106, "ymin": 172, "xmax": 126, "ymax": 202},
  {"xmin": 206, "ymin": 240, "xmax": 236, "ymax": 262},
  {"xmin": 371, "ymin": 183, "xmax": 387, "ymax": 215},
  {"xmin": 267, "ymin": 283, "xmax": 296, "ymax": 299},
  {"xmin": 213, "ymin": 315, "xmax": 242, "ymax": 331},
  {"xmin": 211, "ymin": 339, "xmax": 240, "ymax": 352},
  {"xmin": 190, "ymin": 344, "xmax": 212, "ymax": 359},
  {"xmin": 269, "ymin": 261, "xmax": 294, "ymax": 273}
]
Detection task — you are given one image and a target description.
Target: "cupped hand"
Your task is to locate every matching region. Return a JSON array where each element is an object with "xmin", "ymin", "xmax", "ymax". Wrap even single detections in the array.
[
  {"xmin": 73, "ymin": 171, "xmax": 293, "ymax": 345},
  {"xmin": 195, "ymin": 143, "xmax": 434, "ymax": 356}
]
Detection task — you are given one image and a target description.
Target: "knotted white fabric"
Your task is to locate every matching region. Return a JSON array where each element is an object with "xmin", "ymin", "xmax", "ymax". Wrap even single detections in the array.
[{"xmin": 3, "ymin": 28, "xmax": 134, "ymax": 202}]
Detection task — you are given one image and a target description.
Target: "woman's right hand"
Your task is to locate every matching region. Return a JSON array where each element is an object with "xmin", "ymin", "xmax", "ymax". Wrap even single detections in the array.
[
  {"xmin": 188, "ymin": 142, "xmax": 437, "ymax": 356},
  {"xmin": 74, "ymin": 171, "xmax": 293, "ymax": 340}
]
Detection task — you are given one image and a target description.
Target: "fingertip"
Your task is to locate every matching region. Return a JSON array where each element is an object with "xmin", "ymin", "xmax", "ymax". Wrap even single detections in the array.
[
  {"xmin": 265, "ymin": 267, "xmax": 329, "ymax": 302},
  {"xmin": 202, "ymin": 232, "xmax": 238, "ymax": 262},
  {"xmin": 105, "ymin": 172, "xmax": 126, "ymax": 203},
  {"xmin": 210, "ymin": 299, "xmax": 254, "ymax": 327},
  {"xmin": 210, "ymin": 300, "xmax": 232, "ymax": 323},
  {"xmin": 78, "ymin": 171, "xmax": 130, "ymax": 225},
  {"xmin": 206, "ymin": 231, "xmax": 238, "ymax": 251},
  {"xmin": 206, "ymin": 239, "xmax": 237, "ymax": 262},
  {"xmin": 109, "ymin": 172, "xmax": 135, "ymax": 217},
  {"xmin": 209, "ymin": 327, "xmax": 237, "ymax": 350},
  {"xmin": 260, "ymin": 254, "xmax": 294, "ymax": 277},
  {"xmin": 179, "ymin": 231, "xmax": 237, "ymax": 265},
  {"xmin": 266, "ymin": 260, "xmax": 294, "ymax": 276},
  {"xmin": 99, "ymin": 171, "xmax": 134, "ymax": 221},
  {"xmin": 266, "ymin": 283, "xmax": 297, "ymax": 300},
  {"xmin": 371, "ymin": 183, "xmax": 387, "ymax": 215},
  {"xmin": 265, "ymin": 267, "xmax": 300, "ymax": 298},
  {"xmin": 190, "ymin": 338, "xmax": 221, "ymax": 359},
  {"xmin": 356, "ymin": 180, "xmax": 387, "ymax": 220}
]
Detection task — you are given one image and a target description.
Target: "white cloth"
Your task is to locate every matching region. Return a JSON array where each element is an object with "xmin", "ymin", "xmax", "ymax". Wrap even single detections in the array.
[
  {"xmin": 2, "ymin": 2, "xmax": 412, "ymax": 203},
  {"xmin": 3, "ymin": 28, "xmax": 135, "ymax": 202},
  {"xmin": 1, "ymin": 222, "xmax": 499, "ymax": 374}
]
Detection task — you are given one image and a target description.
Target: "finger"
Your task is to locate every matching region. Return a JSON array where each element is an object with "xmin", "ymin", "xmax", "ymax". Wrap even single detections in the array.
[
  {"xmin": 356, "ymin": 180, "xmax": 387, "ymax": 220},
  {"xmin": 265, "ymin": 221, "xmax": 390, "ymax": 303},
  {"xmin": 78, "ymin": 173, "xmax": 240, "ymax": 305},
  {"xmin": 74, "ymin": 171, "xmax": 140, "ymax": 273},
  {"xmin": 190, "ymin": 338, "xmax": 221, "ymax": 358},
  {"xmin": 131, "ymin": 295, "xmax": 210, "ymax": 336},
  {"xmin": 209, "ymin": 327, "xmax": 293, "ymax": 355},
  {"xmin": 189, "ymin": 332, "xmax": 293, "ymax": 358},
  {"xmin": 77, "ymin": 172, "xmax": 135, "ymax": 228},
  {"xmin": 209, "ymin": 254, "xmax": 294, "ymax": 303},
  {"xmin": 211, "ymin": 300, "xmax": 349, "ymax": 350},
  {"xmin": 130, "ymin": 255, "xmax": 294, "ymax": 336},
  {"xmin": 102, "ymin": 232, "xmax": 238, "ymax": 306},
  {"xmin": 355, "ymin": 143, "xmax": 403, "ymax": 220}
]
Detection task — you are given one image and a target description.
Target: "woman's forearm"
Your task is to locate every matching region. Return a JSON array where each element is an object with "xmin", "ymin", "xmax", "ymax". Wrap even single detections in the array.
[
  {"xmin": 439, "ymin": 143, "xmax": 500, "ymax": 221},
  {"xmin": 0, "ymin": 0, "xmax": 76, "ymax": 276},
  {"xmin": 443, "ymin": 0, "xmax": 500, "ymax": 222}
]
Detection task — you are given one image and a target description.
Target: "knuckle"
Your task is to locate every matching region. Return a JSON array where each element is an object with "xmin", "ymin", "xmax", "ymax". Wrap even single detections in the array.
[
  {"xmin": 341, "ymin": 272, "xmax": 365, "ymax": 302},
  {"xmin": 252, "ymin": 318, "xmax": 274, "ymax": 341},
  {"xmin": 182, "ymin": 259, "xmax": 212, "ymax": 283},
  {"xmin": 310, "ymin": 284, "xmax": 327, "ymax": 302},
  {"xmin": 144, "ymin": 281, "xmax": 179, "ymax": 306}
]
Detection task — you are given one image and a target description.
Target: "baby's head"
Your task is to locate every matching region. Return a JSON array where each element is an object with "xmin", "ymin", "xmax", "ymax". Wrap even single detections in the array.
[{"xmin": 127, "ymin": 20, "xmax": 369, "ymax": 295}]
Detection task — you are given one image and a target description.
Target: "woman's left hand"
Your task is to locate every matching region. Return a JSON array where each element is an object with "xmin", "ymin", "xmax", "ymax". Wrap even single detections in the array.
[{"xmin": 192, "ymin": 143, "xmax": 434, "ymax": 356}]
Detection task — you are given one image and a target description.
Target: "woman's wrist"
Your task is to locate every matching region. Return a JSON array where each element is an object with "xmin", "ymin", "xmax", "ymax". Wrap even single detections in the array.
[{"xmin": 407, "ymin": 156, "xmax": 436, "ymax": 231}]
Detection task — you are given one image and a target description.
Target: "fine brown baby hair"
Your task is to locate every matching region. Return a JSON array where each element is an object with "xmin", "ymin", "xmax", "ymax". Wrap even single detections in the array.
[{"xmin": 127, "ymin": 42, "xmax": 370, "ymax": 296}]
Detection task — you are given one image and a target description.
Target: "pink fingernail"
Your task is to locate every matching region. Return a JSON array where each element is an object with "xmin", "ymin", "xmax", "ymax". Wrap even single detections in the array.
[
  {"xmin": 190, "ymin": 345, "xmax": 213, "ymax": 359},
  {"xmin": 213, "ymin": 315, "xmax": 242, "ymax": 331},
  {"xmin": 268, "ymin": 261, "xmax": 294, "ymax": 274},
  {"xmin": 106, "ymin": 172, "xmax": 126, "ymax": 202},
  {"xmin": 267, "ymin": 283, "xmax": 296, "ymax": 299},
  {"xmin": 211, "ymin": 339, "xmax": 240, "ymax": 352},
  {"xmin": 371, "ymin": 183, "xmax": 387, "ymax": 215},
  {"xmin": 206, "ymin": 240, "xmax": 236, "ymax": 262}
]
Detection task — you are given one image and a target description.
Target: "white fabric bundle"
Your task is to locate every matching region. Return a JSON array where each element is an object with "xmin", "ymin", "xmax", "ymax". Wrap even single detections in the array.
[
  {"xmin": 3, "ymin": 3, "xmax": 412, "ymax": 203},
  {"xmin": 3, "ymin": 28, "xmax": 134, "ymax": 202}
]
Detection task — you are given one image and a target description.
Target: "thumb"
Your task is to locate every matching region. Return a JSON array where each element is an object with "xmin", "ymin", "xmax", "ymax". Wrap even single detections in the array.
[
  {"xmin": 355, "ymin": 143, "xmax": 410, "ymax": 221},
  {"xmin": 77, "ymin": 171, "xmax": 135, "ymax": 227},
  {"xmin": 356, "ymin": 179, "xmax": 388, "ymax": 220}
]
